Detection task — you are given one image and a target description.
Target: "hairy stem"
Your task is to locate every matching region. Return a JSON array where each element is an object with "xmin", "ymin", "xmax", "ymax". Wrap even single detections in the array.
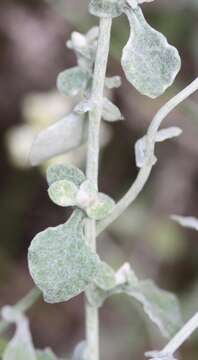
[
  {"xmin": 85, "ymin": 17, "xmax": 112, "ymax": 360},
  {"xmin": 97, "ymin": 77, "xmax": 198, "ymax": 235},
  {"xmin": 0, "ymin": 287, "xmax": 40, "ymax": 334}
]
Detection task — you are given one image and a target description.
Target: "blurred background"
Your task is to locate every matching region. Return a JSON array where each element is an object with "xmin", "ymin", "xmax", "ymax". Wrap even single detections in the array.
[{"xmin": 0, "ymin": 0, "xmax": 198, "ymax": 359}]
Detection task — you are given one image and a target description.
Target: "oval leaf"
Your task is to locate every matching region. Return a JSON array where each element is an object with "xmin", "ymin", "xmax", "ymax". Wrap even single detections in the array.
[
  {"xmin": 89, "ymin": 0, "xmax": 124, "ymax": 18},
  {"xmin": 28, "ymin": 211, "xmax": 102, "ymax": 303},
  {"xmin": 121, "ymin": 6, "xmax": 181, "ymax": 98},
  {"xmin": 47, "ymin": 164, "xmax": 86, "ymax": 187},
  {"xmin": 48, "ymin": 180, "xmax": 78, "ymax": 207},
  {"xmin": 76, "ymin": 180, "xmax": 98, "ymax": 209},
  {"xmin": 86, "ymin": 193, "xmax": 115, "ymax": 220},
  {"xmin": 30, "ymin": 113, "xmax": 85, "ymax": 166},
  {"xmin": 57, "ymin": 67, "xmax": 88, "ymax": 97}
]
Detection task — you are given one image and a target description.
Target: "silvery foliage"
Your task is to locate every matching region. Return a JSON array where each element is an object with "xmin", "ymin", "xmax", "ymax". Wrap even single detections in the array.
[
  {"xmin": 121, "ymin": 2, "xmax": 181, "ymax": 98},
  {"xmin": 47, "ymin": 164, "xmax": 115, "ymax": 220},
  {"xmin": 87, "ymin": 263, "xmax": 182, "ymax": 338},
  {"xmin": 27, "ymin": 0, "xmax": 183, "ymax": 347},
  {"xmin": 1, "ymin": 307, "xmax": 59, "ymax": 360},
  {"xmin": 89, "ymin": 0, "xmax": 181, "ymax": 98},
  {"xmin": 135, "ymin": 127, "xmax": 182, "ymax": 168},
  {"xmin": 72, "ymin": 341, "xmax": 87, "ymax": 360},
  {"xmin": 30, "ymin": 26, "xmax": 122, "ymax": 166},
  {"xmin": 171, "ymin": 215, "xmax": 198, "ymax": 231},
  {"xmin": 28, "ymin": 164, "xmax": 116, "ymax": 303}
]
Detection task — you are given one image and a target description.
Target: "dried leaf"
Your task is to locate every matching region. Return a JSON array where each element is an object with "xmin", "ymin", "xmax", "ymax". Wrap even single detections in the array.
[
  {"xmin": 121, "ymin": 6, "xmax": 181, "ymax": 98},
  {"xmin": 47, "ymin": 164, "xmax": 86, "ymax": 187},
  {"xmin": 86, "ymin": 193, "xmax": 115, "ymax": 220},
  {"xmin": 2, "ymin": 307, "xmax": 36, "ymax": 360},
  {"xmin": 57, "ymin": 67, "xmax": 88, "ymax": 97},
  {"xmin": 30, "ymin": 113, "xmax": 85, "ymax": 166},
  {"xmin": 48, "ymin": 180, "xmax": 78, "ymax": 207},
  {"xmin": 102, "ymin": 98, "xmax": 124, "ymax": 122},
  {"xmin": 89, "ymin": 0, "xmax": 124, "ymax": 18},
  {"xmin": 171, "ymin": 215, "xmax": 198, "ymax": 231}
]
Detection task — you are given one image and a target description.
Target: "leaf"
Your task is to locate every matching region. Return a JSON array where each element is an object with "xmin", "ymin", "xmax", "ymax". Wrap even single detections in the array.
[
  {"xmin": 74, "ymin": 99, "xmax": 93, "ymax": 115},
  {"xmin": 86, "ymin": 193, "xmax": 115, "ymax": 220},
  {"xmin": 102, "ymin": 98, "xmax": 124, "ymax": 122},
  {"xmin": 48, "ymin": 180, "xmax": 78, "ymax": 207},
  {"xmin": 36, "ymin": 349, "xmax": 58, "ymax": 360},
  {"xmin": 28, "ymin": 210, "xmax": 110, "ymax": 303},
  {"xmin": 57, "ymin": 67, "xmax": 88, "ymax": 97},
  {"xmin": 171, "ymin": 215, "xmax": 198, "ymax": 231},
  {"xmin": 2, "ymin": 307, "xmax": 36, "ymax": 360},
  {"xmin": 121, "ymin": 6, "xmax": 181, "ymax": 98},
  {"xmin": 89, "ymin": 0, "xmax": 124, "ymax": 18},
  {"xmin": 136, "ymin": 280, "xmax": 182, "ymax": 338},
  {"xmin": 105, "ymin": 76, "xmax": 122, "ymax": 89},
  {"xmin": 30, "ymin": 113, "xmax": 85, "ymax": 166},
  {"xmin": 87, "ymin": 266, "xmax": 182, "ymax": 338},
  {"xmin": 135, "ymin": 127, "xmax": 182, "ymax": 168},
  {"xmin": 47, "ymin": 164, "xmax": 86, "ymax": 187}
]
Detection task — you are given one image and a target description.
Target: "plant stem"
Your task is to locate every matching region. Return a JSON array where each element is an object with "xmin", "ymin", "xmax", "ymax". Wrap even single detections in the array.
[
  {"xmin": 97, "ymin": 77, "xmax": 198, "ymax": 235},
  {"xmin": 0, "ymin": 287, "xmax": 40, "ymax": 335},
  {"xmin": 85, "ymin": 17, "xmax": 112, "ymax": 360}
]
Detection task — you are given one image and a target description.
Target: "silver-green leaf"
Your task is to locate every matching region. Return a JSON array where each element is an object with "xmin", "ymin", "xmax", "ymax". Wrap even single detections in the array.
[
  {"xmin": 30, "ymin": 113, "xmax": 85, "ymax": 166},
  {"xmin": 86, "ymin": 193, "xmax": 115, "ymax": 220},
  {"xmin": 121, "ymin": 6, "xmax": 181, "ymax": 98},
  {"xmin": 48, "ymin": 180, "xmax": 78, "ymax": 207},
  {"xmin": 89, "ymin": 0, "xmax": 124, "ymax": 18},
  {"xmin": 47, "ymin": 164, "xmax": 86, "ymax": 187},
  {"xmin": 57, "ymin": 67, "xmax": 88, "ymax": 97}
]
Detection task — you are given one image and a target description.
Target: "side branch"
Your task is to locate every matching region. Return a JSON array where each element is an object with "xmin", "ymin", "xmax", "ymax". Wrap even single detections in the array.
[{"xmin": 97, "ymin": 77, "xmax": 198, "ymax": 235}]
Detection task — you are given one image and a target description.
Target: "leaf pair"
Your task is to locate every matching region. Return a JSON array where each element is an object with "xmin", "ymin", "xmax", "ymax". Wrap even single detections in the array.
[
  {"xmin": 47, "ymin": 164, "xmax": 115, "ymax": 221},
  {"xmin": 1, "ymin": 307, "xmax": 58, "ymax": 360},
  {"xmin": 87, "ymin": 264, "xmax": 182, "ymax": 338},
  {"xmin": 28, "ymin": 165, "xmax": 116, "ymax": 303}
]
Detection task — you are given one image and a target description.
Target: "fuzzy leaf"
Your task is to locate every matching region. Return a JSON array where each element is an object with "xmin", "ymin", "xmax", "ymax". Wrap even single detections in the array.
[
  {"xmin": 156, "ymin": 127, "xmax": 182, "ymax": 142},
  {"xmin": 105, "ymin": 76, "xmax": 122, "ymax": 89},
  {"xmin": 48, "ymin": 180, "xmax": 78, "ymax": 207},
  {"xmin": 121, "ymin": 6, "xmax": 181, "ymax": 98},
  {"xmin": 30, "ymin": 113, "xmax": 85, "ymax": 166},
  {"xmin": 28, "ymin": 210, "xmax": 113, "ymax": 303},
  {"xmin": 47, "ymin": 164, "xmax": 86, "ymax": 187},
  {"xmin": 36, "ymin": 349, "xmax": 58, "ymax": 360},
  {"xmin": 171, "ymin": 215, "xmax": 198, "ymax": 231},
  {"xmin": 87, "ymin": 266, "xmax": 182, "ymax": 338},
  {"xmin": 2, "ymin": 307, "xmax": 36, "ymax": 360},
  {"xmin": 102, "ymin": 98, "xmax": 123, "ymax": 122},
  {"xmin": 89, "ymin": 0, "xmax": 124, "ymax": 18},
  {"xmin": 86, "ymin": 193, "xmax": 115, "ymax": 220},
  {"xmin": 57, "ymin": 67, "xmax": 88, "ymax": 97}
]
